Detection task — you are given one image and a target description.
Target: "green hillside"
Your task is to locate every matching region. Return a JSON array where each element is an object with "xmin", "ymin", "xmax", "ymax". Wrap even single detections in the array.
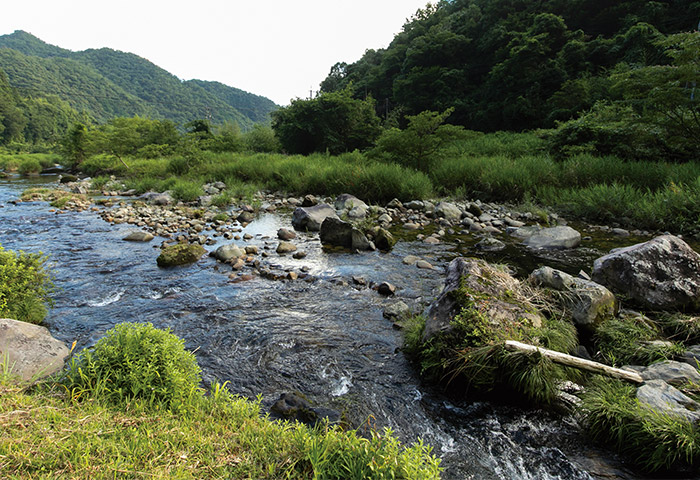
[
  {"xmin": 321, "ymin": 0, "xmax": 700, "ymax": 131},
  {"xmin": 0, "ymin": 30, "xmax": 278, "ymax": 129}
]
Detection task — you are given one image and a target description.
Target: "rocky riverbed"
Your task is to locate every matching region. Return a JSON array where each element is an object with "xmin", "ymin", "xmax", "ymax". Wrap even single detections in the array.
[{"xmin": 8, "ymin": 175, "xmax": 700, "ymax": 479}]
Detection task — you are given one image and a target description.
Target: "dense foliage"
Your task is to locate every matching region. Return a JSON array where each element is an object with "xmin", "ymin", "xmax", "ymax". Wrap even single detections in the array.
[
  {"xmin": 0, "ymin": 30, "xmax": 278, "ymax": 138},
  {"xmin": 321, "ymin": 0, "xmax": 700, "ymax": 134},
  {"xmin": 0, "ymin": 244, "xmax": 53, "ymax": 324},
  {"xmin": 271, "ymin": 87, "xmax": 382, "ymax": 155}
]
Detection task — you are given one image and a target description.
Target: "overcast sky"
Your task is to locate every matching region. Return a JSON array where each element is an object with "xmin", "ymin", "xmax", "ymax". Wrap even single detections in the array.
[{"xmin": 0, "ymin": 0, "xmax": 431, "ymax": 105}]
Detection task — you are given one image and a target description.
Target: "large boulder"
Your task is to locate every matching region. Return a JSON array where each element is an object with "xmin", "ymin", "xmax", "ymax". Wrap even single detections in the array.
[
  {"xmin": 530, "ymin": 266, "xmax": 617, "ymax": 330},
  {"xmin": 320, "ymin": 217, "xmax": 373, "ymax": 251},
  {"xmin": 511, "ymin": 226, "xmax": 581, "ymax": 249},
  {"xmin": 423, "ymin": 258, "xmax": 544, "ymax": 341},
  {"xmin": 591, "ymin": 235, "xmax": 700, "ymax": 310},
  {"xmin": 292, "ymin": 204, "xmax": 338, "ymax": 231},
  {"xmin": 0, "ymin": 318, "xmax": 70, "ymax": 382},
  {"xmin": 639, "ymin": 360, "xmax": 700, "ymax": 387},
  {"xmin": 637, "ymin": 379, "xmax": 700, "ymax": 424}
]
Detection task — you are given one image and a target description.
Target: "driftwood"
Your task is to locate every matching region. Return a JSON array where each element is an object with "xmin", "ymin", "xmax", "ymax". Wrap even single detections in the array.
[{"xmin": 504, "ymin": 340, "xmax": 644, "ymax": 384}]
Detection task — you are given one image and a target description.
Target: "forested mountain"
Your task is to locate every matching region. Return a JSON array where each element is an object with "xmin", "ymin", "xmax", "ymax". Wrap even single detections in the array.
[
  {"xmin": 321, "ymin": 0, "xmax": 700, "ymax": 131},
  {"xmin": 0, "ymin": 30, "xmax": 278, "ymax": 131}
]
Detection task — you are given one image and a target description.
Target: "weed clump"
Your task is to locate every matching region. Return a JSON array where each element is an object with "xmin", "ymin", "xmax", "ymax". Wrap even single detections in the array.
[
  {"xmin": 62, "ymin": 322, "xmax": 202, "ymax": 409},
  {"xmin": 581, "ymin": 377, "xmax": 700, "ymax": 473},
  {"xmin": 0, "ymin": 244, "xmax": 53, "ymax": 324}
]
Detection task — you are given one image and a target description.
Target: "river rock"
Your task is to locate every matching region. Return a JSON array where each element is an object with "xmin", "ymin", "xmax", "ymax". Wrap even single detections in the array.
[
  {"xmin": 386, "ymin": 198, "xmax": 403, "ymax": 209},
  {"xmin": 145, "ymin": 191, "xmax": 174, "ymax": 206},
  {"xmin": 680, "ymin": 345, "xmax": 700, "ymax": 367},
  {"xmin": 591, "ymin": 235, "xmax": 700, "ymax": 311},
  {"xmin": 373, "ymin": 228, "xmax": 396, "ymax": 251},
  {"xmin": 476, "ymin": 237, "xmax": 506, "ymax": 252},
  {"xmin": 123, "ymin": 230, "xmax": 154, "ymax": 242},
  {"xmin": 423, "ymin": 258, "xmax": 544, "ymax": 341},
  {"xmin": 319, "ymin": 218, "xmax": 373, "ymax": 251},
  {"xmin": 637, "ymin": 379, "xmax": 700, "ymax": 424},
  {"xmin": 335, "ymin": 194, "xmax": 369, "ymax": 219},
  {"xmin": 639, "ymin": 360, "xmax": 700, "ymax": 387},
  {"xmin": 529, "ymin": 266, "xmax": 617, "ymax": 329},
  {"xmin": 277, "ymin": 228, "xmax": 297, "ymax": 240},
  {"xmin": 276, "ymin": 241, "xmax": 297, "ymax": 254},
  {"xmin": 383, "ymin": 301, "xmax": 411, "ymax": 320},
  {"xmin": 378, "ymin": 282, "xmax": 396, "ymax": 296},
  {"xmin": 404, "ymin": 200, "xmax": 425, "ymax": 211},
  {"xmin": 0, "ymin": 318, "xmax": 70, "ymax": 382},
  {"xmin": 292, "ymin": 204, "xmax": 338, "ymax": 231},
  {"xmin": 156, "ymin": 243, "xmax": 206, "ymax": 267},
  {"xmin": 512, "ymin": 226, "xmax": 581, "ymax": 249},
  {"xmin": 213, "ymin": 243, "xmax": 245, "ymax": 262},
  {"xmin": 435, "ymin": 202, "xmax": 462, "ymax": 222}
]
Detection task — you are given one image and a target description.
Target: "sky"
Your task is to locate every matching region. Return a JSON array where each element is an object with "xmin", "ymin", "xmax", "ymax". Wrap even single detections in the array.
[{"xmin": 0, "ymin": 0, "xmax": 431, "ymax": 106}]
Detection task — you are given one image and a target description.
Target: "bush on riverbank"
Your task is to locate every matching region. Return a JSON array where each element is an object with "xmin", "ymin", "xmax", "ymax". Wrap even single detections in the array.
[
  {"xmin": 0, "ymin": 244, "xmax": 53, "ymax": 324},
  {"xmin": 1, "ymin": 322, "xmax": 442, "ymax": 479},
  {"xmin": 61, "ymin": 323, "xmax": 202, "ymax": 409}
]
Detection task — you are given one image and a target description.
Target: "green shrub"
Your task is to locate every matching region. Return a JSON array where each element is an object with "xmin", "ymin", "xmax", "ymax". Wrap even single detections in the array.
[
  {"xmin": 17, "ymin": 158, "xmax": 42, "ymax": 176},
  {"xmin": 243, "ymin": 124, "xmax": 281, "ymax": 153},
  {"xmin": 0, "ymin": 244, "xmax": 53, "ymax": 324},
  {"xmin": 171, "ymin": 180, "xmax": 203, "ymax": 203},
  {"xmin": 581, "ymin": 377, "xmax": 700, "ymax": 472},
  {"xmin": 62, "ymin": 322, "xmax": 202, "ymax": 409}
]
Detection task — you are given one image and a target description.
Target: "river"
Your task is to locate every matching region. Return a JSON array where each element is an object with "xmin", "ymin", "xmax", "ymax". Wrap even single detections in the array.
[{"xmin": 0, "ymin": 175, "xmax": 644, "ymax": 479}]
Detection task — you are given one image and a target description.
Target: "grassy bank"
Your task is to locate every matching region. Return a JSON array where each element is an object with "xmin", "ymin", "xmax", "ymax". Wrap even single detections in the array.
[
  {"xmin": 0, "ymin": 381, "xmax": 440, "ymax": 479},
  {"xmin": 1, "ymin": 322, "xmax": 441, "ymax": 479},
  {"xmin": 63, "ymin": 130, "xmax": 700, "ymax": 234}
]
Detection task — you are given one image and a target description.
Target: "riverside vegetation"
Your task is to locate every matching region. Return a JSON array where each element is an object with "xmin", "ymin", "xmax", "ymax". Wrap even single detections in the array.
[
  {"xmin": 1, "ymin": 304, "xmax": 441, "ymax": 478},
  {"xmin": 1, "ymin": 1, "xmax": 700, "ymax": 477}
]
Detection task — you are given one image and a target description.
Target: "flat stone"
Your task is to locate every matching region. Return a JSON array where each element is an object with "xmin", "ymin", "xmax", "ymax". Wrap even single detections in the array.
[
  {"xmin": 277, "ymin": 241, "xmax": 297, "ymax": 254},
  {"xmin": 123, "ymin": 231, "xmax": 154, "ymax": 242}
]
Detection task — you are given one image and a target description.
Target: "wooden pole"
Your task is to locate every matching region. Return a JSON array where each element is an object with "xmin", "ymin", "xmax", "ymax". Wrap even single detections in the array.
[{"xmin": 504, "ymin": 340, "xmax": 644, "ymax": 384}]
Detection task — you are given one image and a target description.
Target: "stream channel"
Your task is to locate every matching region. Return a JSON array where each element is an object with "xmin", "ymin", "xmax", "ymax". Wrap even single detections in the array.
[{"xmin": 0, "ymin": 175, "xmax": 666, "ymax": 479}]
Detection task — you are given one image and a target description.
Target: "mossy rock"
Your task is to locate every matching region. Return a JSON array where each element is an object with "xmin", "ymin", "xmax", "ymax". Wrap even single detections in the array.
[{"xmin": 157, "ymin": 243, "xmax": 206, "ymax": 267}]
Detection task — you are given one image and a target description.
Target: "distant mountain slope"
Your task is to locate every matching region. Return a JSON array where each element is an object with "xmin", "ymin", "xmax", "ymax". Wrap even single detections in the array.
[
  {"xmin": 0, "ymin": 30, "xmax": 278, "ymax": 127},
  {"xmin": 0, "ymin": 48, "xmax": 152, "ymax": 121},
  {"xmin": 186, "ymin": 79, "xmax": 278, "ymax": 125}
]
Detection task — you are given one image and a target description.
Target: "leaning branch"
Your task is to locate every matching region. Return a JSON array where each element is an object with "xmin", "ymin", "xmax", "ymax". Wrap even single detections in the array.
[{"xmin": 504, "ymin": 340, "xmax": 644, "ymax": 384}]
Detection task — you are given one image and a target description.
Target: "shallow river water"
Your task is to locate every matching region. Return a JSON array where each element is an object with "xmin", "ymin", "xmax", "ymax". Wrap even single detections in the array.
[{"xmin": 0, "ymin": 176, "xmax": 655, "ymax": 479}]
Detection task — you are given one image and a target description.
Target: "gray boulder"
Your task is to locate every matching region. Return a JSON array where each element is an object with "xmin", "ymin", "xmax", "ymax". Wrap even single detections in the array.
[
  {"xmin": 383, "ymin": 301, "xmax": 411, "ymax": 320},
  {"xmin": 530, "ymin": 266, "xmax": 617, "ymax": 329},
  {"xmin": 213, "ymin": 244, "xmax": 245, "ymax": 262},
  {"xmin": 512, "ymin": 226, "xmax": 581, "ymax": 249},
  {"xmin": 143, "ymin": 191, "xmax": 174, "ymax": 206},
  {"xmin": 334, "ymin": 193, "xmax": 367, "ymax": 211},
  {"xmin": 640, "ymin": 360, "xmax": 700, "ymax": 387},
  {"xmin": 0, "ymin": 318, "xmax": 70, "ymax": 382},
  {"xmin": 320, "ymin": 218, "xmax": 372, "ymax": 251},
  {"xmin": 292, "ymin": 204, "xmax": 338, "ymax": 231},
  {"xmin": 680, "ymin": 345, "xmax": 700, "ymax": 367},
  {"xmin": 591, "ymin": 235, "xmax": 700, "ymax": 310},
  {"xmin": 434, "ymin": 202, "xmax": 462, "ymax": 222},
  {"xmin": 637, "ymin": 379, "xmax": 700, "ymax": 424}
]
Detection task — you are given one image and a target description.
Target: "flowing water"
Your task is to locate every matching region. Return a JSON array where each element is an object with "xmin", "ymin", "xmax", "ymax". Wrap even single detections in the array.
[{"xmin": 0, "ymin": 176, "xmax": 650, "ymax": 479}]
